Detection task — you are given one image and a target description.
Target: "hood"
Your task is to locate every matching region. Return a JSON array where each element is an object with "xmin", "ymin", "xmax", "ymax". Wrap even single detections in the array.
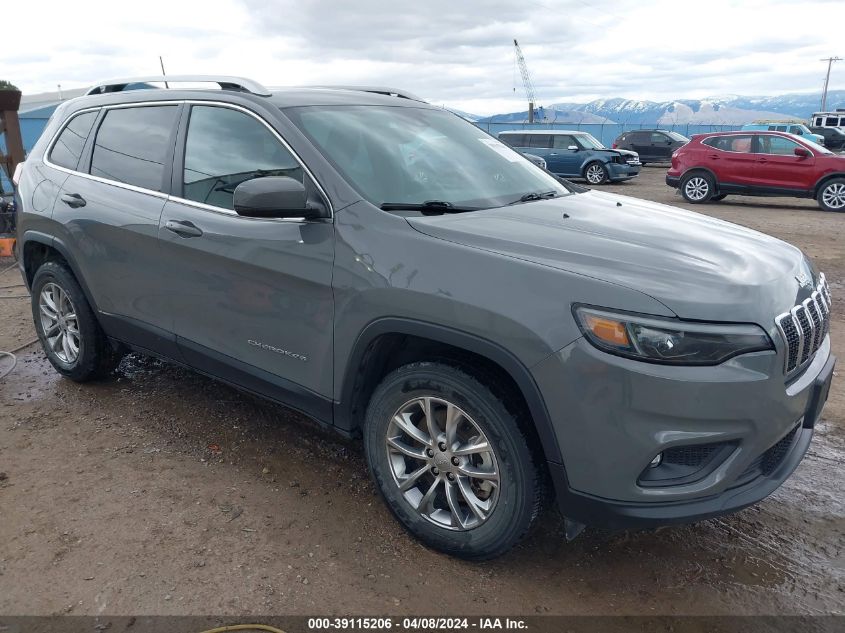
[{"xmin": 406, "ymin": 190, "xmax": 811, "ymax": 324}]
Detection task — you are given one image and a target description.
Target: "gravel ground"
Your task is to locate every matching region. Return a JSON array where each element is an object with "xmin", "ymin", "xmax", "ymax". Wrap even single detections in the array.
[{"xmin": 0, "ymin": 166, "xmax": 843, "ymax": 616}]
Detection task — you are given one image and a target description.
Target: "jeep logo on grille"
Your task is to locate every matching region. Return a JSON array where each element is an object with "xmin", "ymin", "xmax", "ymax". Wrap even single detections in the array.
[{"xmin": 795, "ymin": 271, "xmax": 812, "ymax": 289}]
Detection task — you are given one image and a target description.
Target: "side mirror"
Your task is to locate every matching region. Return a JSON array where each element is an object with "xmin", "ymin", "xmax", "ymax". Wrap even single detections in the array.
[
  {"xmin": 567, "ymin": 145, "xmax": 579, "ymax": 151},
  {"xmin": 233, "ymin": 176, "xmax": 323, "ymax": 219},
  {"xmin": 794, "ymin": 147, "xmax": 811, "ymax": 158}
]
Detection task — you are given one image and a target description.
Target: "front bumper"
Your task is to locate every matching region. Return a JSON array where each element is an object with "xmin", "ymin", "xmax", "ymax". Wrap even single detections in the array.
[
  {"xmin": 532, "ymin": 334, "xmax": 835, "ymax": 529},
  {"xmin": 608, "ymin": 163, "xmax": 640, "ymax": 181}
]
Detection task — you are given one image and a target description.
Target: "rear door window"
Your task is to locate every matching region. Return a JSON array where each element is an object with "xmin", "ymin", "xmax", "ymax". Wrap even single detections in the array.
[
  {"xmin": 182, "ymin": 105, "xmax": 303, "ymax": 210},
  {"xmin": 90, "ymin": 106, "xmax": 179, "ymax": 191},
  {"xmin": 703, "ymin": 135, "xmax": 753, "ymax": 152},
  {"xmin": 527, "ymin": 134, "xmax": 552, "ymax": 149},
  {"xmin": 49, "ymin": 111, "xmax": 98, "ymax": 171}
]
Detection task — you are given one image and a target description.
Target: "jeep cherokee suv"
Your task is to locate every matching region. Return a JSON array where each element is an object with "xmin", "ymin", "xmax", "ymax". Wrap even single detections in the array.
[{"xmin": 15, "ymin": 76, "xmax": 836, "ymax": 559}]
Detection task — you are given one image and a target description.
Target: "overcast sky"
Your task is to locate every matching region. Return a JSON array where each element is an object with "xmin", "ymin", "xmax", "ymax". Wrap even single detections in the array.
[{"xmin": 3, "ymin": 0, "xmax": 842, "ymax": 115}]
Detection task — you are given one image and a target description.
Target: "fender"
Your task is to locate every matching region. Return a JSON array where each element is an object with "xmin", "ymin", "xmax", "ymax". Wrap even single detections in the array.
[
  {"xmin": 335, "ymin": 317, "xmax": 563, "ymax": 464},
  {"xmin": 21, "ymin": 230, "xmax": 100, "ymax": 313},
  {"xmin": 813, "ymin": 171, "xmax": 845, "ymax": 196}
]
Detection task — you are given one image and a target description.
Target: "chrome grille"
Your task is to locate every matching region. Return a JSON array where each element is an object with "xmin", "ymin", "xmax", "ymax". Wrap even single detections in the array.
[{"xmin": 775, "ymin": 273, "xmax": 832, "ymax": 375}]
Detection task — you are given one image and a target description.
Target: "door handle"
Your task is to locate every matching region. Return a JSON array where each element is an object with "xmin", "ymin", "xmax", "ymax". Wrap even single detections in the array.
[
  {"xmin": 757, "ymin": 158, "xmax": 768, "ymax": 163},
  {"xmin": 60, "ymin": 193, "xmax": 86, "ymax": 208},
  {"xmin": 549, "ymin": 152, "xmax": 559, "ymax": 155},
  {"xmin": 708, "ymin": 154, "xmax": 720, "ymax": 160},
  {"xmin": 165, "ymin": 219, "xmax": 203, "ymax": 238}
]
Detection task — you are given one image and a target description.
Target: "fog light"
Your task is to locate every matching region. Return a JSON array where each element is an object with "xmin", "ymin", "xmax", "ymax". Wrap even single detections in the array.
[{"xmin": 649, "ymin": 453, "xmax": 663, "ymax": 468}]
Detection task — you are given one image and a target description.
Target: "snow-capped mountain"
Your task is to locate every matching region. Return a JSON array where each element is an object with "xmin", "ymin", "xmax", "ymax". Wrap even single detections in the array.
[{"xmin": 475, "ymin": 90, "xmax": 845, "ymax": 125}]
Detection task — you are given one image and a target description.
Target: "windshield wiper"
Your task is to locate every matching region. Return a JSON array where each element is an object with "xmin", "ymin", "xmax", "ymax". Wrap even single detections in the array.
[
  {"xmin": 506, "ymin": 190, "xmax": 560, "ymax": 205},
  {"xmin": 379, "ymin": 200, "xmax": 479, "ymax": 213}
]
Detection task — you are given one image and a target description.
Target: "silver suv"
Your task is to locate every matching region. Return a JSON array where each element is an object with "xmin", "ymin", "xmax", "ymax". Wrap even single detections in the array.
[{"xmin": 15, "ymin": 76, "xmax": 836, "ymax": 559}]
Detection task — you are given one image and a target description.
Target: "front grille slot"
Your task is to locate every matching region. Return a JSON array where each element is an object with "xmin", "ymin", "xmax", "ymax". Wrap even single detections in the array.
[
  {"xmin": 734, "ymin": 424, "xmax": 800, "ymax": 487},
  {"xmin": 775, "ymin": 274, "xmax": 832, "ymax": 375}
]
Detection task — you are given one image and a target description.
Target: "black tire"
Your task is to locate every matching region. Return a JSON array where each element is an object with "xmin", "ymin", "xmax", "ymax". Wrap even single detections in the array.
[
  {"xmin": 31, "ymin": 261, "xmax": 121, "ymax": 381},
  {"xmin": 711, "ymin": 194, "xmax": 727, "ymax": 202},
  {"xmin": 363, "ymin": 362, "xmax": 544, "ymax": 560},
  {"xmin": 680, "ymin": 171, "xmax": 715, "ymax": 203},
  {"xmin": 817, "ymin": 178, "xmax": 845, "ymax": 212},
  {"xmin": 583, "ymin": 161, "xmax": 609, "ymax": 185}
]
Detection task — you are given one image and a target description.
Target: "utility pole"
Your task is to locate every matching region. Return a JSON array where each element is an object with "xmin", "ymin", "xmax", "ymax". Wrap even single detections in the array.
[{"xmin": 820, "ymin": 56, "xmax": 841, "ymax": 111}]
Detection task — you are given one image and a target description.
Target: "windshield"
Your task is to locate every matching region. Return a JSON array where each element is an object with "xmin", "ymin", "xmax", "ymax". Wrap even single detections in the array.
[
  {"xmin": 285, "ymin": 106, "xmax": 572, "ymax": 209},
  {"xmin": 667, "ymin": 131, "xmax": 689, "ymax": 142},
  {"xmin": 576, "ymin": 133, "xmax": 605, "ymax": 149}
]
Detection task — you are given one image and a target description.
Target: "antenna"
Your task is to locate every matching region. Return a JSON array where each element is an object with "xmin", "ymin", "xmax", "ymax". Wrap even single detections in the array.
[{"xmin": 159, "ymin": 56, "xmax": 169, "ymax": 89}]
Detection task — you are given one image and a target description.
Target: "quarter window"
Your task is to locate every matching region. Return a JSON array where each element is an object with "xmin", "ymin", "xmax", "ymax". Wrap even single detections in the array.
[
  {"xmin": 49, "ymin": 111, "xmax": 98, "ymax": 171},
  {"xmin": 183, "ymin": 106, "xmax": 302, "ymax": 210},
  {"xmin": 90, "ymin": 106, "xmax": 178, "ymax": 191}
]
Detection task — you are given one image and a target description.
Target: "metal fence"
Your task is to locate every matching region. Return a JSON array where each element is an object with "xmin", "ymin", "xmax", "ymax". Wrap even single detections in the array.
[{"xmin": 472, "ymin": 121, "xmax": 742, "ymax": 149}]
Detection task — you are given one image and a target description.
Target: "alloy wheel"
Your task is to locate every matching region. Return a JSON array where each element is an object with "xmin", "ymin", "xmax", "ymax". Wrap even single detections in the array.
[
  {"xmin": 585, "ymin": 164, "xmax": 606, "ymax": 184},
  {"xmin": 822, "ymin": 183, "xmax": 845, "ymax": 210},
  {"xmin": 684, "ymin": 177, "xmax": 709, "ymax": 201},
  {"xmin": 385, "ymin": 396, "xmax": 500, "ymax": 530},
  {"xmin": 39, "ymin": 282, "xmax": 80, "ymax": 364}
]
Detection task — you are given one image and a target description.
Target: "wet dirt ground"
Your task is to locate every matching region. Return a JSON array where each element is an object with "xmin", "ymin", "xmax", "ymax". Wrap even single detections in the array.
[{"xmin": 0, "ymin": 167, "xmax": 843, "ymax": 616}]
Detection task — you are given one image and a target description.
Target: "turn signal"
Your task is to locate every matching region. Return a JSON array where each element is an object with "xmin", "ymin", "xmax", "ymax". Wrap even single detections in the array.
[{"xmin": 582, "ymin": 314, "xmax": 630, "ymax": 347}]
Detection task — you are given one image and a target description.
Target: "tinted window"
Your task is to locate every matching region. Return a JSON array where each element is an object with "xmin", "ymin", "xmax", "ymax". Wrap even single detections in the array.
[
  {"xmin": 552, "ymin": 134, "xmax": 577, "ymax": 149},
  {"xmin": 789, "ymin": 126, "xmax": 804, "ymax": 135},
  {"xmin": 49, "ymin": 111, "xmax": 98, "ymax": 170},
  {"xmin": 826, "ymin": 117, "xmax": 839, "ymax": 126},
  {"xmin": 183, "ymin": 106, "xmax": 302, "ymax": 210},
  {"xmin": 758, "ymin": 135, "xmax": 801, "ymax": 155},
  {"xmin": 703, "ymin": 135, "xmax": 753, "ymax": 152},
  {"xmin": 527, "ymin": 134, "xmax": 552, "ymax": 149},
  {"xmin": 650, "ymin": 132, "xmax": 668, "ymax": 143},
  {"xmin": 500, "ymin": 134, "xmax": 527, "ymax": 147},
  {"xmin": 90, "ymin": 106, "xmax": 178, "ymax": 191},
  {"xmin": 815, "ymin": 117, "xmax": 823, "ymax": 126}
]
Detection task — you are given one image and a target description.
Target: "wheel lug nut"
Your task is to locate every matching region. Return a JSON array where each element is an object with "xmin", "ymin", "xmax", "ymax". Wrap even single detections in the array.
[
  {"xmin": 426, "ymin": 448, "xmax": 434, "ymax": 458},
  {"xmin": 438, "ymin": 442, "xmax": 447, "ymax": 451},
  {"xmin": 432, "ymin": 467, "xmax": 439, "ymax": 475},
  {"xmin": 451, "ymin": 457, "xmax": 460, "ymax": 466},
  {"xmin": 447, "ymin": 473, "xmax": 455, "ymax": 481}
]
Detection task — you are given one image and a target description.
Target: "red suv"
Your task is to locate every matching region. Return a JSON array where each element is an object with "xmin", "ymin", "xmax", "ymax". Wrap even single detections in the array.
[{"xmin": 666, "ymin": 130, "xmax": 845, "ymax": 212}]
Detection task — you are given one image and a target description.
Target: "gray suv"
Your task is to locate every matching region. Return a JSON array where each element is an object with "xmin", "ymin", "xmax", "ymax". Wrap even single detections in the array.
[{"xmin": 15, "ymin": 76, "xmax": 836, "ymax": 559}]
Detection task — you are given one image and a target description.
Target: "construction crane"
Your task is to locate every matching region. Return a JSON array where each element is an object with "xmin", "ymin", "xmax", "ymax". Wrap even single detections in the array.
[{"xmin": 513, "ymin": 39, "xmax": 539, "ymax": 123}]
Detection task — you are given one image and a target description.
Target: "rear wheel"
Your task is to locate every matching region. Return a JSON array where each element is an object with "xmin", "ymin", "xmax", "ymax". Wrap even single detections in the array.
[
  {"xmin": 363, "ymin": 362, "xmax": 544, "ymax": 560},
  {"xmin": 817, "ymin": 178, "xmax": 845, "ymax": 212},
  {"xmin": 584, "ymin": 162, "xmax": 609, "ymax": 185},
  {"xmin": 31, "ymin": 261, "xmax": 121, "ymax": 381},
  {"xmin": 680, "ymin": 172, "xmax": 715, "ymax": 203}
]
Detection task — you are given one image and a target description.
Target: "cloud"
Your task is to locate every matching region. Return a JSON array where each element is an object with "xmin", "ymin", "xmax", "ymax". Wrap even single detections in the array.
[{"xmin": 1, "ymin": 0, "xmax": 842, "ymax": 116}]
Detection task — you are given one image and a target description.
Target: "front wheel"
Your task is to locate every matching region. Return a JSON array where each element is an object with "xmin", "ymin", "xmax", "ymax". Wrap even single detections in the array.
[
  {"xmin": 680, "ymin": 172, "xmax": 715, "ymax": 203},
  {"xmin": 363, "ymin": 362, "xmax": 544, "ymax": 560},
  {"xmin": 584, "ymin": 162, "xmax": 609, "ymax": 185},
  {"xmin": 817, "ymin": 178, "xmax": 845, "ymax": 212}
]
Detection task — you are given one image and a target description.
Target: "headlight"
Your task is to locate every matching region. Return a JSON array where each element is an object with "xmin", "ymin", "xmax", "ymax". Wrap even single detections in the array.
[{"xmin": 574, "ymin": 307, "xmax": 773, "ymax": 365}]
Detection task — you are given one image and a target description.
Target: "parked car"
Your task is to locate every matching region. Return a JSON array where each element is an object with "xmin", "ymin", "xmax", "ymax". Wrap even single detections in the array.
[
  {"xmin": 666, "ymin": 130, "xmax": 845, "ymax": 211},
  {"xmin": 522, "ymin": 153, "xmax": 547, "ymax": 169},
  {"xmin": 811, "ymin": 110, "xmax": 845, "ymax": 129},
  {"xmin": 741, "ymin": 122, "xmax": 825, "ymax": 146},
  {"xmin": 810, "ymin": 126, "xmax": 845, "ymax": 151},
  {"xmin": 16, "ymin": 76, "xmax": 835, "ymax": 559},
  {"xmin": 612, "ymin": 129, "xmax": 689, "ymax": 164},
  {"xmin": 498, "ymin": 130, "xmax": 640, "ymax": 184}
]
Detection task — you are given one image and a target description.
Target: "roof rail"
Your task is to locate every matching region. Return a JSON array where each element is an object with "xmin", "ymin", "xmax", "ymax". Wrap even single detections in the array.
[
  {"xmin": 309, "ymin": 85, "xmax": 426, "ymax": 103},
  {"xmin": 85, "ymin": 75, "xmax": 272, "ymax": 97}
]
